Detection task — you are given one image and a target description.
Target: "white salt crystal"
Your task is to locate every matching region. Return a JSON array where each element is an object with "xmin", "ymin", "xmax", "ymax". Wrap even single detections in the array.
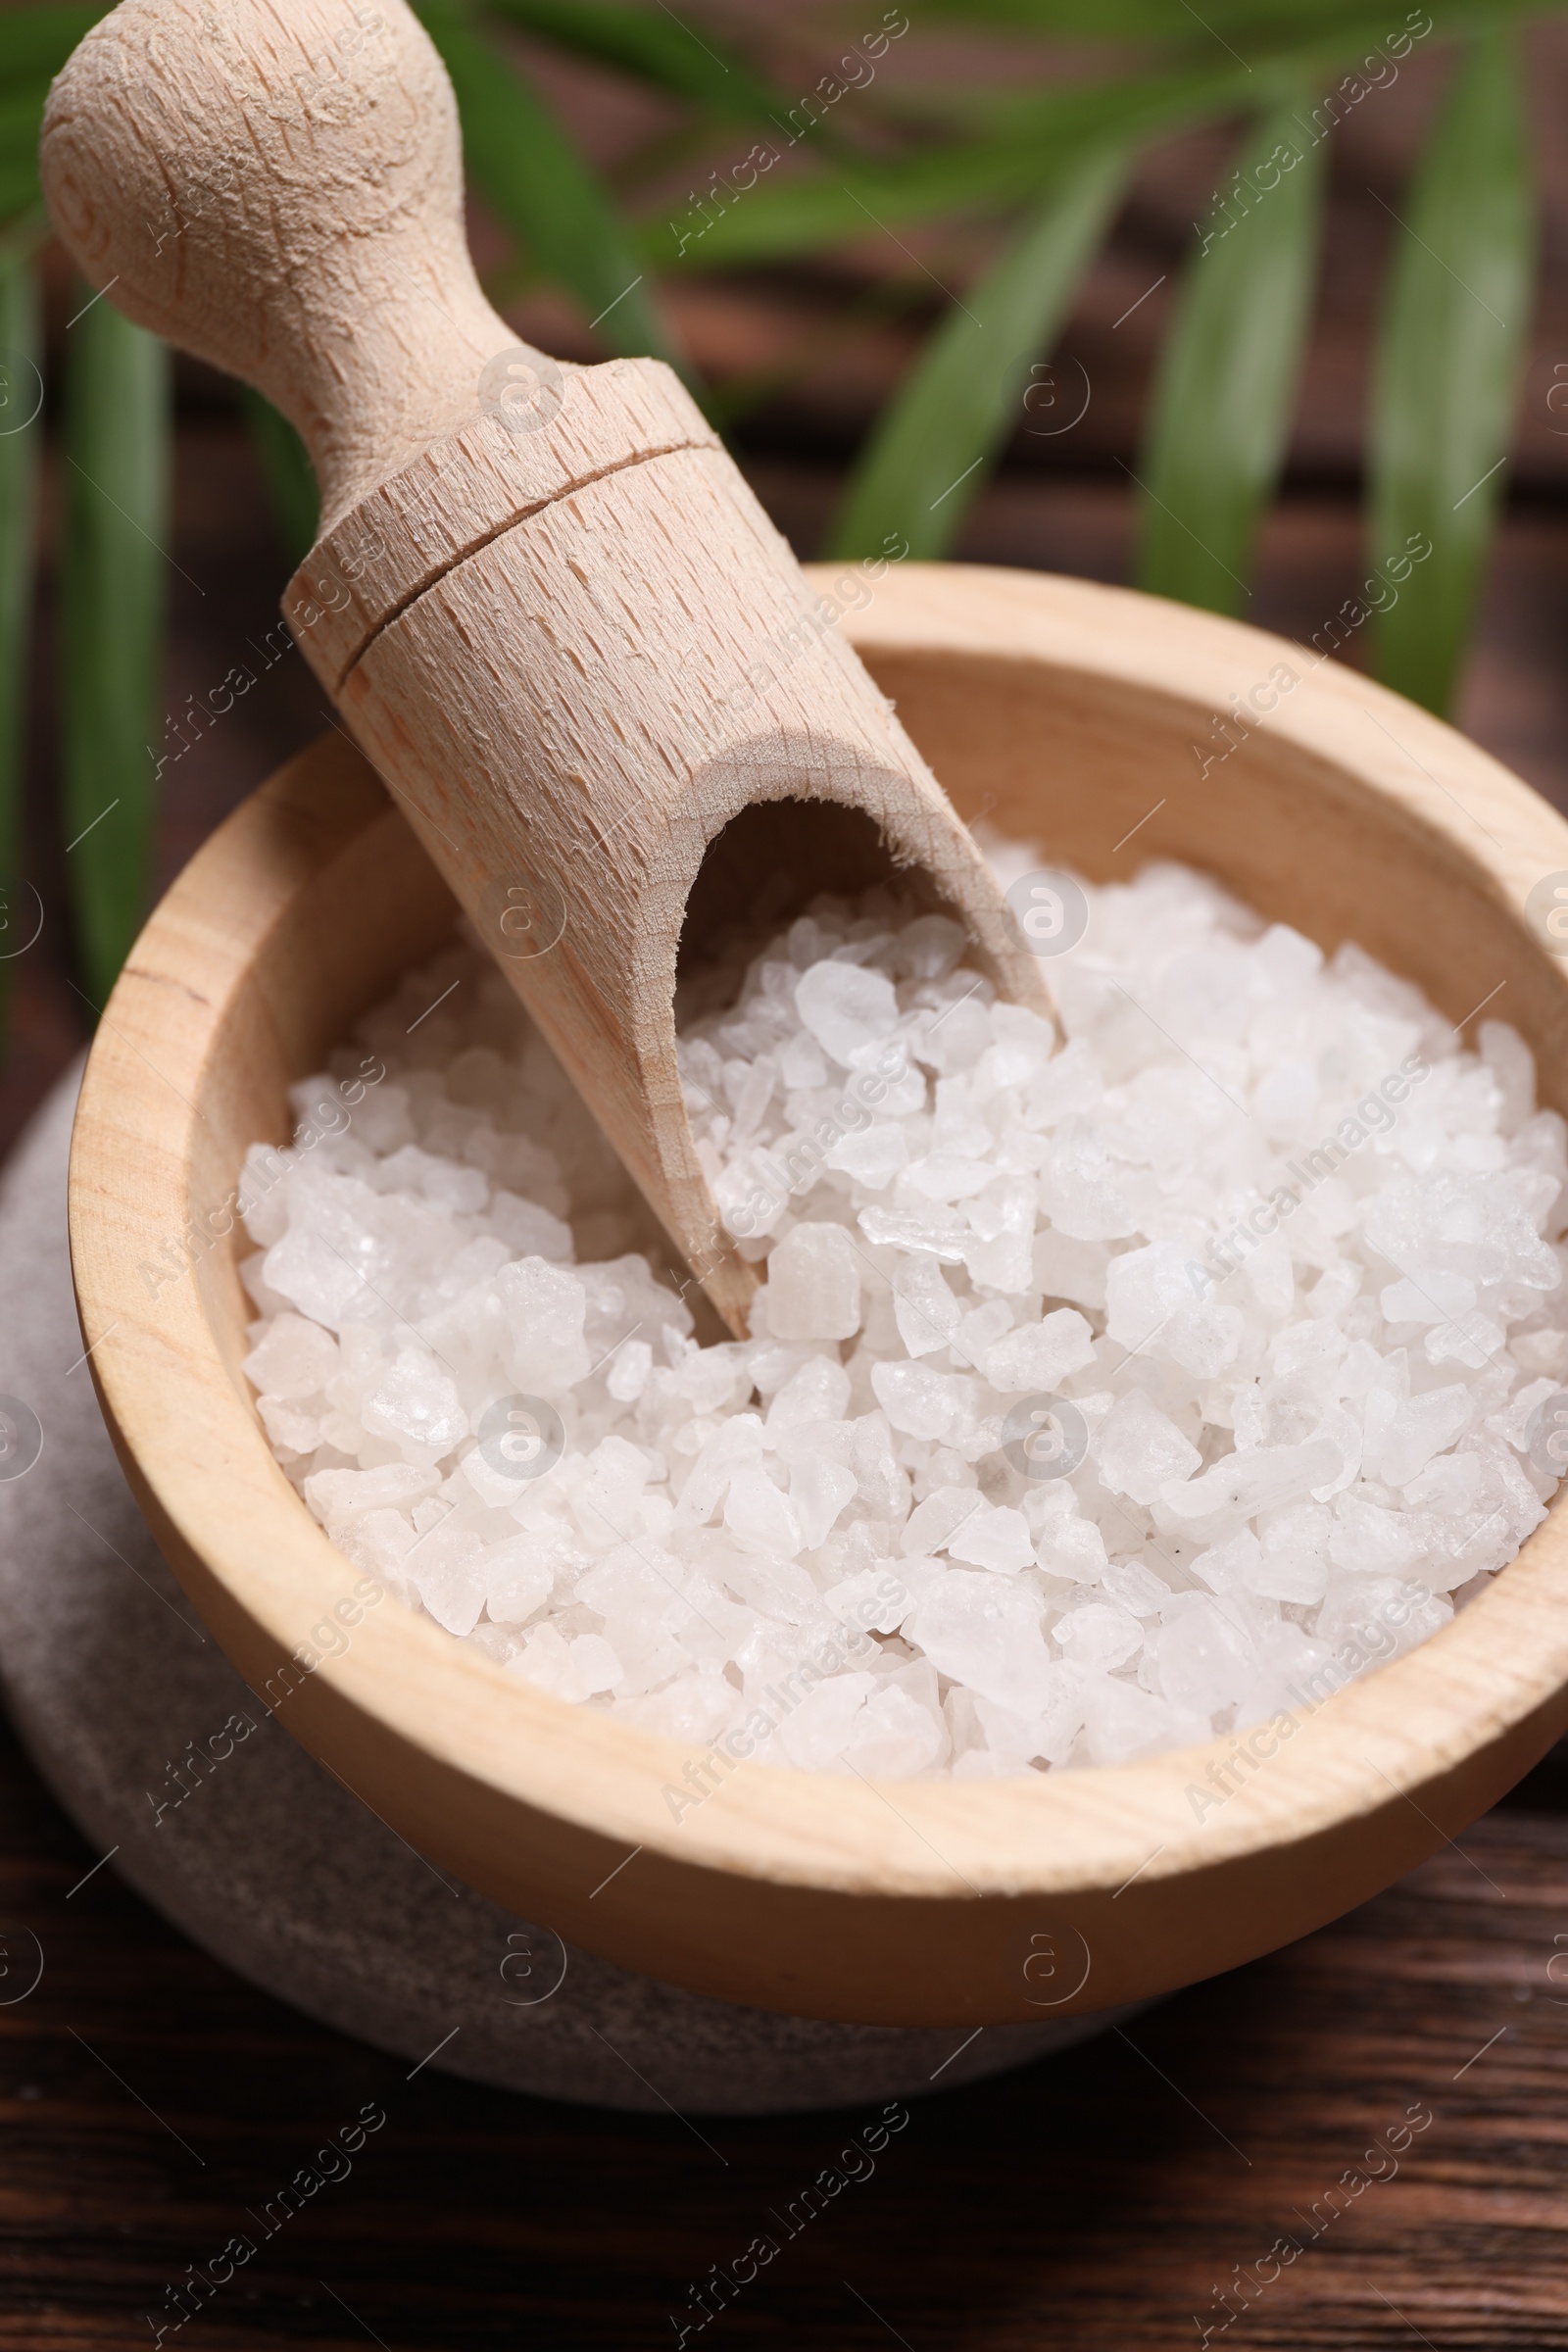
[
  {"xmin": 1102, "ymin": 1558, "xmax": 1170, "ymax": 1618},
  {"xmin": 1401, "ymin": 1452, "xmax": 1483, "ymax": 1513},
  {"xmin": 512, "ymin": 1623, "xmax": 621, "ymax": 1701},
  {"xmin": 851, "ymin": 1413, "xmax": 911, "ymax": 1522},
  {"xmin": 362, "ymin": 1347, "xmax": 468, "ymax": 1456},
  {"xmin": 1105, "ymin": 1240, "xmax": 1196, "ymax": 1353},
  {"xmin": 488, "ymin": 1193, "xmax": 574, "ymax": 1262},
  {"xmin": 1316, "ymin": 1573, "xmax": 1448, "ymax": 1660},
  {"xmin": 1077, "ymin": 1675, "xmax": 1176, "ymax": 1767},
  {"xmin": 892, "ymin": 1256, "xmax": 959, "ymax": 1358},
  {"xmin": 962, "ymin": 1174, "xmax": 1036, "ymax": 1293},
  {"xmin": 496, "ymin": 1256, "xmax": 591, "ymax": 1394},
  {"xmin": 1035, "ymin": 1514, "xmax": 1108, "ymax": 1584},
  {"xmin": 974, "ymin": 1662, "xmax": 1088, "ymax": 1768},
  {"xmin": 724, "ymin": 1464, "xmax": 803, "ymax": 1555},
  {"xmin": 778, "ymin": 1673, "xmax": 877, "ymax": 1768},
  {"xmin": 1096, "ymin": 1391, "xmax": 1201, "ymax": 1505},
  {"xmin": 767, "ymin": 1353, "xmax": 852, "ymax": 1429},
  {"xmin": 255, "ymin": 1396, "xmax": 320, "ymax": 1456},
  {"xmin": 789, "ymin": 1455, "xmax": 858, "ymax": 1549},
  {"xmin": 870, "ymin": 1360, "xmax": 972, "ymax": 1441},
  {"xmin": 981, "ymin": 1308, "xmax": 1095, "ymax": 1395},
  {"xmin": 1247, "ymin": 1504, "xmax": 1332, "ymax": 1604},
  {"xmin": 765, "ymin": 1223, "xmax": 862, "ymax": 1341},
  {"xmin": 304, "ymin": 1462, "xmax": 441, "ymax": 1530},
  {"xmin": 411, "ymin": 1522, "xmax": 487, "ymax": 1637},
  {"xmin": 349, "ymin": 1082, "xmax": 416, "ymax": 1153},
  {"xmin": 1038, "ymin": 1124, "xmax": 1137, "ymax": 1240},
  {"xmin": 955, "ymin": 1298, "xmax": 1012, "ymax": 1363},
  {"xmin": 824, "ymin": 1569, "xmax": 909, "ymax": 1635},
  {"xmin": 906, "ymin": 1572, "xmax": 1055, "ymax": 1716},
  {"xmin": 1152, "ymin": 1600, "xmax": 1256, "ymax": 1716},
  {"xmin": 1381, "ymin": 1271, "xmax": 1476, "ymax": 1328},
  {"xmin": 337, "ymin": 1505, "xmax": 418, "ymax": 1581},
  {"xmin": 482, "ymin": 1534, "xmax": 555, "ymax": 1624},
  {"xmin": 825, "ymin": 1123, "xmax": 908, "ymax": 1189},
  {"xmin": 243, "ymin": 1312, "xmax": 339, "ymax": 1401},
  {"xmin": 1378, "ymin": 1386, "xmax": 1473, "ymax": 1487},
  {"xmin": 1162, "ymin": 1439, "xmax": 1342, "ymax": 1530},
  {"xmin": 858, "ymin": 1205, "xmax": 967, "ymax": 1261},
  {"xmin": 380, "ymin": 1144, "xmax": 488, "ymax": 1214},
  {"xmin": 675, "ymin": 1413, "xmax": 763, "ymax": 1529},
  {"xmin": 575, "ymin": 1436, "xmax": 655, "ymax": 1545},
  {"xmin": 947, "ymin": 1501, "xmax": 1034, "ymax": 1573},
  {"xmin": 794, "ymin": 960, "xmax": 899, "ymax": 1067},
  {"xmin": 905, "ymin": 1152, "xmax": 998, "ymax": 1203},
  {"xmin": 1332, "ymin": 1494, "xmax": 1426, "ymax": 1575},
  {"xmin": 1033, "ymin": 1228, "xmax": 1109, "ymax": 1309},
  {"xmin": 845, "ymin": 1683, "xmax": 946, "ymax": 1775},
  {"xmin": 936, "ymin": 1000, "xmax": 1000, "ymax": 1077},
  {"xmin": 779, "ymin": 1031, "xmax": 828, "ymax": 1089},
  {"xmin": 901, "ymin": 1485, "xmax": 985, "ymax": 1558},
  {"xmin": 606, "ymin": 1338, "xmax": 653, "ymax": 1403},
  {"xmin": 1054, "ymin": 1600, "xmax": 1143, "ymax": 1671},
  {"xmin": 237, "ymin": 1147, "xmax": 294, "ymax": 1247},
  {"xmin": 567, "ymin": 1634, "xmax": 624, "ymax": 1695},
  {"xmin": 1481, "ymin": 1020, "xmax": 1535, "ymax": 1136},
  {"xmin": 673, "ymin": 1342, "xmax": 746, "ymax": 1413},
  {"xmin": 263, "ymin": 1206, "xmax": 380, "ymax": 1331},
  {"xmin": 1190, "ymin": 1528, "xmax": 1259, "ymax": 1593},
  {"xmin": 620, "ymin": 1668, "xmax": 742, "ymax": 1746},
  {"xmin": 895, "ymin": 912, "xmax": 967, "ymax": 981}
]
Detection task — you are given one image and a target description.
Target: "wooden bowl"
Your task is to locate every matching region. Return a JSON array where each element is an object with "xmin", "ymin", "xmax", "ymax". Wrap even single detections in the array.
[{"xmin": 69, "ymin": 564, "xmax": 1568, "ymax": 2028}]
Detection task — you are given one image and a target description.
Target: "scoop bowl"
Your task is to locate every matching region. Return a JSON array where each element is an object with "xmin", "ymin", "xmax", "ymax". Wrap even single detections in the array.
[{"xmin": 68, "ymin": 564, "xmax": 1568, "ymax": 2026}]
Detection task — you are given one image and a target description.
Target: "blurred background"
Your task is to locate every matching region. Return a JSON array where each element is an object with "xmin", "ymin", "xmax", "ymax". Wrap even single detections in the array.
[{"xmin": 1, "ymin": 0, "xmax": 1566, "ymax": 1163}]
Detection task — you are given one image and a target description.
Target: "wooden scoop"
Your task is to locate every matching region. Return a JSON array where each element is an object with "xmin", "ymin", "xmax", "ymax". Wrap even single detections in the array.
[{"xmin": 41, "ymin": 0, "xmax": 1047, "ymax": 1334}]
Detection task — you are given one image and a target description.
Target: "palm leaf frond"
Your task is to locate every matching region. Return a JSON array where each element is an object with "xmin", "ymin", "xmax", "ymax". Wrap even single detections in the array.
[
  {"xmin": 1368, "ymin": 28, "xmax": 1535, "ymax": 713},
  {"xmin": 60, "ymin": 298, "xmax": 169, "ymax": 1005},
  {"xmin": 1136, "ymin": 93, "xmax": 1326, "ymax": 615},
  {"xmin": 827, "ymin": 146, "xmax": 1128, "ymax": 562}
]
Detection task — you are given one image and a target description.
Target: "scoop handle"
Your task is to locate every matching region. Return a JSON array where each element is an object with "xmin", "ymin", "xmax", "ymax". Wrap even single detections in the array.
[{"xmin": 40, "ymin": 0, "xmax": 544, "ymax": 532}]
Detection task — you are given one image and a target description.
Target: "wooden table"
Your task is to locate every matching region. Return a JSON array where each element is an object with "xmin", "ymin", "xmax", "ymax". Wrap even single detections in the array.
[{"xmin": 0, "ymin": 1698, "xmax": 1563, "ymax": 2348}]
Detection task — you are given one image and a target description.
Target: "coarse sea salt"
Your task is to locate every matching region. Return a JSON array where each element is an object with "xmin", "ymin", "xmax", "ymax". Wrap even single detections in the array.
[{"xmin": 237, "ymin": 853, "xmax": 1568, "ymax": 1780}]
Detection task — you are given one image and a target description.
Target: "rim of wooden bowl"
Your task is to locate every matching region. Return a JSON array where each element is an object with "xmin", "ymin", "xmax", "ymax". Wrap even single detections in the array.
[{"xmin": 68, "ymin": 563, "xmax": 1568, "ymax": 2027}]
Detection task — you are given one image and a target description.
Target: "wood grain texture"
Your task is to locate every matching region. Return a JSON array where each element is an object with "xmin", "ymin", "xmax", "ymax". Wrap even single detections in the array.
[
  {"xmin": 284, "ymin": 359, "xmax": 722, "ymax": 693},
  {"xmin": 64, "ymin": 565, "xmax": 1568, "ymax": 2029},
  {"xmin": 0, "ymin": 1697, "xmax": 1564, "ymax": 2348},
  {"xmin": 40, "ymin": 0, "xmax": 1045, "ymax": 1338}
]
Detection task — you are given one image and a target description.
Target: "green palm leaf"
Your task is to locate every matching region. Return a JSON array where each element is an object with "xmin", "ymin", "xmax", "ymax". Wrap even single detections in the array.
[
  {"xmin": 915, "ymin": 0, "xmax": 1545, "ymax": 37},
  {"xmin": 416, "ymin": 0, "xmax": 684, "ymax": 368},
  {"xmin": 0, "ymin": 84, "xmax": 57, "ymax": 219},
  {"xmin": 483, "ymin": 0, "xmax": 786, "ymax": 122},
  {"xmin": 0, "ymin": 5, "xmax": 105, "ymax": 82},
  {"xmin": 1136, "ymin": 94, "xmax": 1326, "ymax": 614},
  {"xmin": 60, "ymin": 296, "xmax": 170, "ymax": 1006},
  {"xmin": 0, "ymin": 235, "xmax": 40, "ymax": 1039},
  {"xmin": 650, "ymin": 60, "xmax": 1250, "ymax": 270},
  {"xmin": 652, "ymin": 3, "xmax": 1547, "ymax": 274},
  {"xmin": 1368, "ymin": 29, "xmax": 1535, "ymax": 713},
  {"xmin": 826, "ymin": 146, "xmax": 1127, "ymax": 563}
]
